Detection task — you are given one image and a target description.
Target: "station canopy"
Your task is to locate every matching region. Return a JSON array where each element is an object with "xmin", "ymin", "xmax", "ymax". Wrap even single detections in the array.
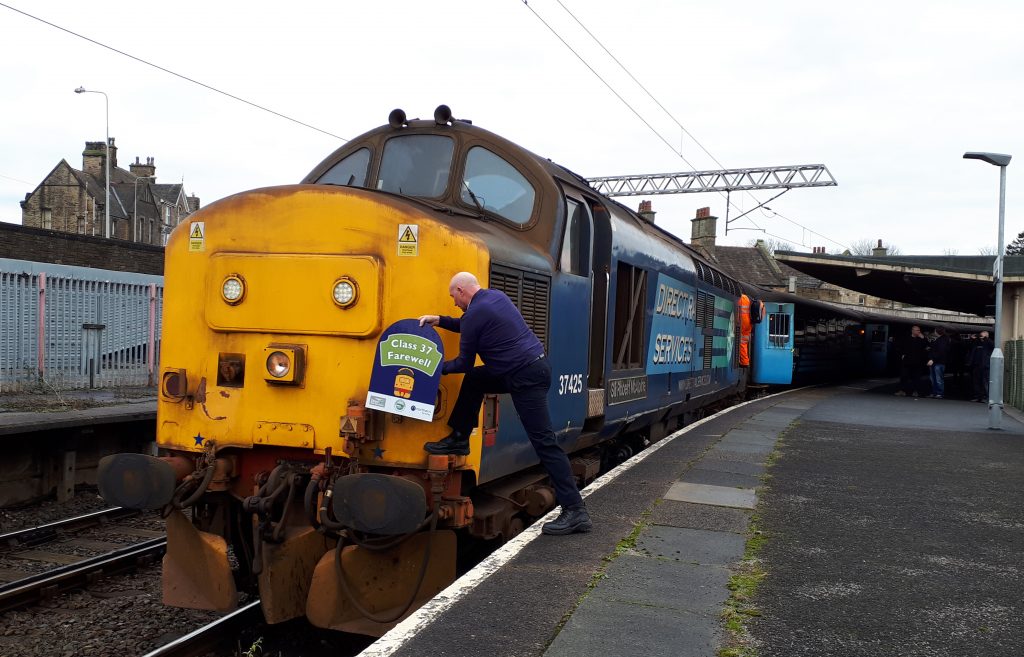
[{"xmin": 773, "ymin": 252, "xmax": 1022, "ymax": 316}]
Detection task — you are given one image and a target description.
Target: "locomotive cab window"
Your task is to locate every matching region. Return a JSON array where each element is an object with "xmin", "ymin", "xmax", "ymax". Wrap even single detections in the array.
[
  {"xmin": 378, "ymin": 135, "xmax": 454, "ymax": 198},
  {"xmin": 559, "ymin": 198, "xmax": 592, "ymax": 275},
  {"xmin": 318, "ymin": 147, "xmax": 370, "ymax": 187},
  {"xmin": 461, "ymin": 147, "xmax": 535, "ymax": 225}
]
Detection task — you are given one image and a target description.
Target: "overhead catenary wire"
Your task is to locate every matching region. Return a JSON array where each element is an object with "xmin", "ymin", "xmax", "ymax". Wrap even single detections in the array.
[
  {"xmin": 517, "ymin": 0, "xmax": 702, "ymax": 175},
  {"xmin": 0, "ymin": 2, "xmax": 349, "ymax": 143},
  {"xmin": 536, "ymin": 0, "xmax": 851, "ymax": 251}
]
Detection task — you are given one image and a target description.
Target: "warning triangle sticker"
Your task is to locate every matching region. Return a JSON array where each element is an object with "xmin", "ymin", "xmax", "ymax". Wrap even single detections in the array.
[
  {"xmin": 190, "ymin": 224, "xmax": 204, "ymax": 239},
  {"xmin": 399, "ymin": 226, "xmax": 417, "ymax": 243}
]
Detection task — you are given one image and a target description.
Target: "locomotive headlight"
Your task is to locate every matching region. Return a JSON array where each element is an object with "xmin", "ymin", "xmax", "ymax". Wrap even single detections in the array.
[
  {"xmin": 221, "ymin": 275, "xmax": 246, "ymax": 305},
  {"xmin": 266, "ymin": 351, "xmax": 291, "ymax": 378},
  {"xmin": 263, "ymin": 345, "xmax": 305, "ymax": 385},
  {"xmin": 332, "ymin": 277, "xmax": 358, "ymax": 308}
]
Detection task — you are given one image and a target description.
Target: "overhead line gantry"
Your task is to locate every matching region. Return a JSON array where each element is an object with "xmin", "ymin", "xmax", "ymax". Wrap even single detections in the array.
[{"xmin": 587, "ymin": 164, "xmax": 837, "ymax": 234}]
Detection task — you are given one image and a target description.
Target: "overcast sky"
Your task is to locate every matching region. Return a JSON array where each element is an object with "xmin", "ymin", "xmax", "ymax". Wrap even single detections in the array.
[{"xmin": 1, "ymin": 1, "xmax": 1021, "ymax": 255}]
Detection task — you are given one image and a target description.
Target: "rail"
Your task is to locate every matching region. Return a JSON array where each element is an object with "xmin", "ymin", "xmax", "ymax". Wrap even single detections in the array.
[
  {"xmin": 0, "ymin": 536, "xmax": 166, "ymax": 613},
  {"xmin": 139, "ymin": 601, "xmax": 264, "ymax": 657},
  {"xmin": 0, "ymin": 507, "xmax": 139, "ymax": 550}
]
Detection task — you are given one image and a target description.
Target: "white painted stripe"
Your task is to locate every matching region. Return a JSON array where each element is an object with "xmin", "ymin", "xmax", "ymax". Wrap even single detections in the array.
[{"xmin": 358, "ymin": 387, "xmax": 805, "ymax": 657}]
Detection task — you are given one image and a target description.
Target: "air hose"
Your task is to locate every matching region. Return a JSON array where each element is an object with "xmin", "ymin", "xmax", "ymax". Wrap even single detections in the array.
[{"xmin": 332, "ymin": 502, "xmax": 440, "ymax": 624}]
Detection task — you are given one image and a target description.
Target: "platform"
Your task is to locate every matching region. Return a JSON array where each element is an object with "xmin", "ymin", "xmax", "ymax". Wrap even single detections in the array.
[
  {"xmin": 0, "ymin": 391, "xmax": 155, "ymax": 436},
  {"xmin": 362, "ymin": 381, "xmax": 1024, "ymax": 657}
]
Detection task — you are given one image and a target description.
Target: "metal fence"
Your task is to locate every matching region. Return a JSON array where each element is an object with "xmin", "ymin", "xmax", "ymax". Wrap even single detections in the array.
[
  {"xmin": 0, "ymin": 258, "xmax": 164, "ymax": 392},
  {"xmin": 1005, "ymin": 339, "xmax": 1024, "ymax": 411}
]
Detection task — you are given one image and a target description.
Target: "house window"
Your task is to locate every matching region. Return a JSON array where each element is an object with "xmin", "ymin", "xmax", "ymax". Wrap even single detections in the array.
[
  {"xmin": 42, "ymin": 208, "xmax": 52, "ymax": 229},
  {"xmin": 78, "ymin": 217, "xmax": 86, "ymax": 234}
]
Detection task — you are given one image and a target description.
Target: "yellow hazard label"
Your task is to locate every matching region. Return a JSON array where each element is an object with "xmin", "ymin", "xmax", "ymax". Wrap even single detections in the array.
[
  {"xmin": 397, "ymin": 224, "xmax": 418, "ymax": 256},
  {"xmin": 189, "ymin": 221, "xmax": 205, "ymax": 252}
]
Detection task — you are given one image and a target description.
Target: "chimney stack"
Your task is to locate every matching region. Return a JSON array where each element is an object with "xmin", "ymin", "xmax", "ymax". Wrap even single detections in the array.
[
  {"xmin": 872, "ymin": 239, "xmax": 888, "ymax": 257},
  {"xmin": 690, "ymin": 207, "xmax": 717, "ymax": 248},
  {"xmin": 82, "ymin": 139, "xmax": 116, "ymax": 179},
  {"xmin": 637, "ymin": 200, "xmax": 656, "ymax": 223},
  {"xmin": 130, "ymin": 156, "xmax": 157, "ymax": 180}
]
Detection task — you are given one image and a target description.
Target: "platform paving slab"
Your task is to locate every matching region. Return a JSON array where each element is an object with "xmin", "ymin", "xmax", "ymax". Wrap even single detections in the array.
[
  {"xmin": 664, "ymin": 481, "xmax": 757, "ymax": 509},
  {"xmin": 635, "ymin": 525, "xmax": 747, "ymax": 564},
  {"xmin": 649, "ymin": 500, "xmax": 751, "ymax": 535},
  {"xmin": 589, "ymin": 553, "xmax": 729, "ymax": 613},
  {"xmin": 545, "ymin": 597, "xmax": 718, "ymax": 657},
  {"xmin": 680, "ymin": 467, "xmax": 762, "ymax": 489}
]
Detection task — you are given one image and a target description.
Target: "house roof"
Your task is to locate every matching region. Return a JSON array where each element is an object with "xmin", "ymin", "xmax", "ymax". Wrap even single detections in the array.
[
  {"xmin": 152, "ymin": 183, "xmax": 184, "ymax": 206},
  {"xmin": 704, "ymin": 244, "xmax": 823, "ymax": 289}
]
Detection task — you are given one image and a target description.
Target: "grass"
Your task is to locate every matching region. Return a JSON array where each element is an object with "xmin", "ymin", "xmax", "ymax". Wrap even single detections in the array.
[
  {"xmin": 717, "ymin": 419, "xmax": 796, "ymax": 657},
  {"xmin": 549, "ymin": 505, "xmax": 657, "ymax": 643}
]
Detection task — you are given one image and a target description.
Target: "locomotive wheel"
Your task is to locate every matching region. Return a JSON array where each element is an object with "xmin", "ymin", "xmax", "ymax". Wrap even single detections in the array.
[{"xmin": 505, "ymin": 516, "xmax": 525, "ymax": 540}]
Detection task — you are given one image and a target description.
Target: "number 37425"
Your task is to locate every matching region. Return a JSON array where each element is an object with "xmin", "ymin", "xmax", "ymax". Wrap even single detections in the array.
[{"xmin": 558, "ymin": 373, "xmax": 584, "ymax": 395}]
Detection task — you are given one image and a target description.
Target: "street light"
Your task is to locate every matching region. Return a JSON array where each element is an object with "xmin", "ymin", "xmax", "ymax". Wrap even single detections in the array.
[
  {"xmin": 964, "ymin": 151, "xmax": 1012, "ymax": 429},
  {"xmin": 74, "ymin": 86, "xmax": 110, "ymax": 239}
]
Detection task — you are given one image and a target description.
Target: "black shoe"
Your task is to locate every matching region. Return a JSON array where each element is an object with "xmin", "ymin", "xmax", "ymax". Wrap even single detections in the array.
[
  {"xmin": 542, "ymin": 505, "xmax": 593, "ymax": 535},
  {"xmin": 423, "ymin": 431, "xmax": 469, "ymax": 456}
]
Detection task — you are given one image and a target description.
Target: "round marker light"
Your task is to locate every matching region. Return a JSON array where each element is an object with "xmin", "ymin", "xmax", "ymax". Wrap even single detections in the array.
[
  {"xmin": 333, "ymin": 278, "xmax": 358, "ymax": 308},
  {"xmin": 266, "ymin": 351, "xmax": 291, "ymax": 378},
  {"xmin": 221, "ymin": 275, "xmax": 245, "ymax": 305}
]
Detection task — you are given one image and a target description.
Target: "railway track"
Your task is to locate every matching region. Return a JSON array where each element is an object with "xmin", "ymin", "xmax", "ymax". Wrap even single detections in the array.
[
  {"xmin": 0, "ymin": 506, "xmax": 167, "ymax": 613},
  {"xmin": 0, "ymin": 535, "xmax": 166, "ymax": 613},
  {"xmin": 0, "ymin": 506, "xmax": 141, "ymax": 549},
  {"xmin": 139, "ymin": 600, "xmax": 264, "ymax": 657}
]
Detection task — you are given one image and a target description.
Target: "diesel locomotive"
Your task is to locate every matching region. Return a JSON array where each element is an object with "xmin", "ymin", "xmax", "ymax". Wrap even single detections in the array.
[{"xmin": 98, "ymin": 106, "xmax": 754, "ymax": 635}]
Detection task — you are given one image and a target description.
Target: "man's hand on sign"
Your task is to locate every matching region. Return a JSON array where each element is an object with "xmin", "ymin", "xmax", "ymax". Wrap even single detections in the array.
[{"xmin": 418, "ymin": 315, "xmax": 440, "ymax": 327}]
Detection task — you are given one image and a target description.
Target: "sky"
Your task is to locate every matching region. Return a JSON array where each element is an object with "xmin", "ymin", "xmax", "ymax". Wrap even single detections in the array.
[{"xmin": 1, "ymin": 0, "xmax": 1021, "ymax": 255}]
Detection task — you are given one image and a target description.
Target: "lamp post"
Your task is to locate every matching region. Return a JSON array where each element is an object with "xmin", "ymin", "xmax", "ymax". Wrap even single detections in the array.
[
  {"xmin": 74, "ymin": 86, "xmax": 110, "ymax": 239},
  {"xmin": 964, "ymin": 151, "xmax": 1012, "ymax": 429}
]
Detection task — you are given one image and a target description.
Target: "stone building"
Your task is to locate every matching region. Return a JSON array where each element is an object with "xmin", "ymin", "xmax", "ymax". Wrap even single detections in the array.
[{"xmin": 20, "ymin": 139, "xmax": 200, "ymax": 246}]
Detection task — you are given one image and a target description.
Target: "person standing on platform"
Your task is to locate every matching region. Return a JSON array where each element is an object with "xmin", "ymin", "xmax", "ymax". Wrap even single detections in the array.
[
  {"xmin": 896, "ymin": 325, "xmax": 929, "ymax": 397},
  {"xmin": 418, "ymin": 272, "xmax": 592, "ymax": 536},
  {"xmin": 969, "ymin": 330, "xmax": 995, "ymax": 402},
  {"xmin": 928, "ymin": 327, "xmax": 950, "ymax": 398}
]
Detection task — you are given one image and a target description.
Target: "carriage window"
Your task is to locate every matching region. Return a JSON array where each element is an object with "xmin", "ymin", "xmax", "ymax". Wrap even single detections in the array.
[
  {"xmin": 378, "ymin": 135, "xmax": 453, "ymax": 198},
  {"xmin": 319, "ymin": 148, "xmax": 370, "ymax": 187},
  {"xmin": 461, "ymin": 147, "xmax": 535, "ymax": 225},
  {"xmin": 612, "ymin": 262, "xmax": 647, "ymax": 370},
  {"xmin": 768, "ymin": 312, "xmax": 790, "ymax": 347}
]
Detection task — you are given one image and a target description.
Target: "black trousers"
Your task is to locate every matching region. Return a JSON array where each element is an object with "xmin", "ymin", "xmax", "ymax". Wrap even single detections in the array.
[
  {"xmin": 900, "ymin": 363, "xmax": 928, "ymax": 395},
  {"xmin": 972, "ymin": 366, "xmax": 990, "ymax": 400},
  {"xmin": 447, "ymin": 357, "xmax": 583, "ymax": 509}
]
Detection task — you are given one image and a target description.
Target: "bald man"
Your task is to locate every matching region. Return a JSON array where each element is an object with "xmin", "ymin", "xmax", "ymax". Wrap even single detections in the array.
[{"xmin": 418, "ymin": 272, "xmax": 591, "ymax": 535}]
